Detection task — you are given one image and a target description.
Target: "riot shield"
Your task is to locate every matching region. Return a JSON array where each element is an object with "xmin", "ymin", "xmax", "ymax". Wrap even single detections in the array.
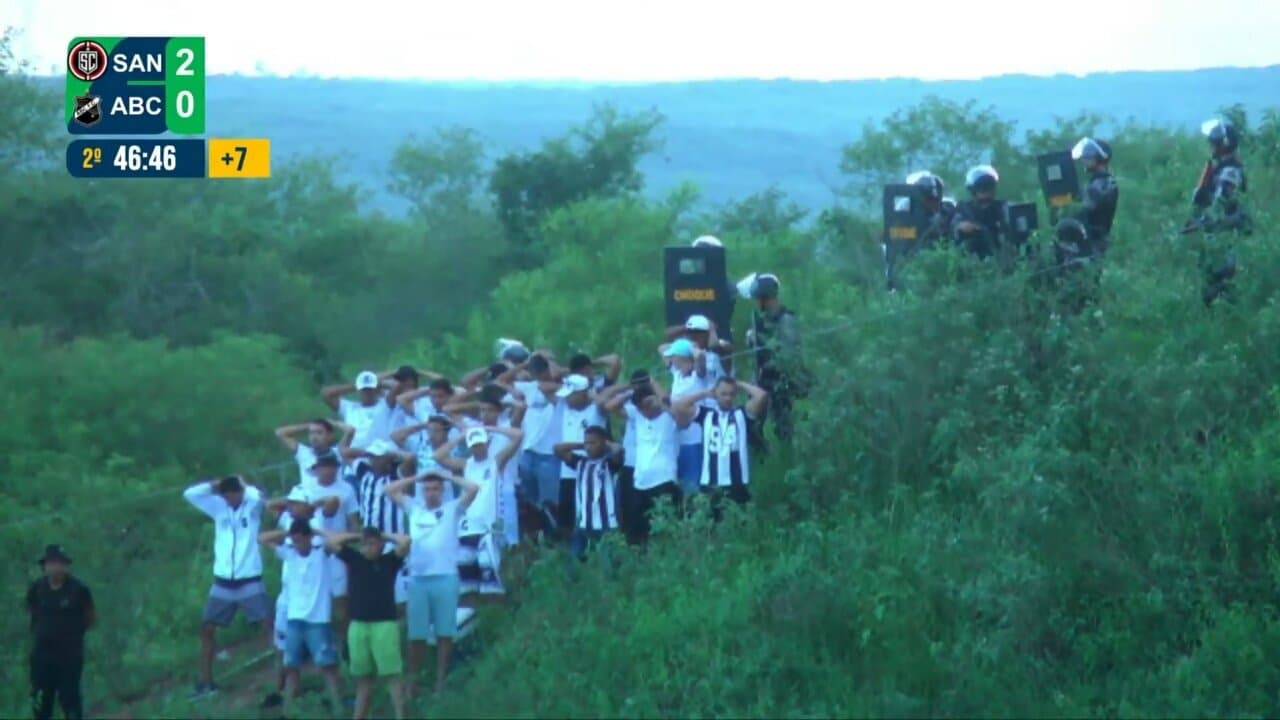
[
  {"xmin": 1037, "ymin": 151, "xmax": 1080, "ymax": 210},
  {"xmin": 664, "ymin": 245, "xmax": 731, "ymax": 331},
  {"xmin": 1006, "ymin": 202, "xmax": 1039, "ymax": 246},
  {"xmin": 882, "ymin": 184, "xmax": 929, "ymax": 246}
]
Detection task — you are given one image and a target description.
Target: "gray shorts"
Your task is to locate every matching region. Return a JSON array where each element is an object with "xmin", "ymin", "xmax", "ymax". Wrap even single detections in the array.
[{"xmin": 201, "ymin": 579, "xmax": 270, "ymax": 627}]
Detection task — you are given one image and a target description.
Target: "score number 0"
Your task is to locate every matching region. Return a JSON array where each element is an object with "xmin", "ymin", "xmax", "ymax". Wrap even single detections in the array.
[{"xmin": 173, "ymin": 47, "xmax": 196, "ymax": 119}]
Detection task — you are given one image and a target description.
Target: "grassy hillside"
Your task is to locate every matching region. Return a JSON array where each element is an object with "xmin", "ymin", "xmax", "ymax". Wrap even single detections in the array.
[{"xmin": 8, "ymin": 35, "xmax": 1280, "ymax": 716}]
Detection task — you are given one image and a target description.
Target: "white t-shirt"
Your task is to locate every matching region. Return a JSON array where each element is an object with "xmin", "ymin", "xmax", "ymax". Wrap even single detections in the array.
[
  {"xmin": 339, "ymin": 397, "xmax": 394, "ymax": 449},
  {"xmin": 275, "ymin": 537, "xmax": 332, "ymax": 623},
  {"xmin": 460, "ymin": 456, "xmax": 499, "ymax": 537},
  {"xmin": 275, "ymin": 510, "xmax": 325, "ymax": 598},
  {"xmin": 626, "ymin": 405, "xmax": 679, "ymax": 491},
  {"xmin": 293, "ymin": 444, "xmax": 340, "ymax": 489},
  {"xmin": 514, "ymin": 381, "xmax": 559, "ymax": 454},
  {"xmin": 559, "ymin": 403, "xmax": 606, "ymax": 479},
  {"xmin": 405, "ymin": 499, "xmax": 461, "ymax": 577},
  {"xmin": 307, "ymin": 480, "xmax": 360, "ymax": 534},
  {"xmin": 669, "ymin": 368, "xmax": 707, "ymax": 445}
]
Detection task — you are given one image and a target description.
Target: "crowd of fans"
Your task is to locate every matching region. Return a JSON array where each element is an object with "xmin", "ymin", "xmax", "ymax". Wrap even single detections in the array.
[{"xmin": 177, "ymin": 261, "xmax": 800, "ymax": 718}]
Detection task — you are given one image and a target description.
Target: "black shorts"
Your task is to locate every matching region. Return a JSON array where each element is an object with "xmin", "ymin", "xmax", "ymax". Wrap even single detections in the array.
[
  {"xmin": 557, "ymin": 477, "xmax": 576, "ymax": 533},
  {"xmin": 625, "ymin": 482, "xmax": 681, "ymax": 542}
]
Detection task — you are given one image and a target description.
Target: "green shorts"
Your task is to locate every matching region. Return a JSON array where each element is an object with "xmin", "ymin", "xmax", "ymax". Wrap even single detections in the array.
[{"xmin": 347, "ymin": 620, "xmax": 402, "ymax": 678}]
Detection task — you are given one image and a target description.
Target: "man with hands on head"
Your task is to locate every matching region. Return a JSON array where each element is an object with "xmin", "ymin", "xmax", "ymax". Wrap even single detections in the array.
[
  {"xmin": 258, "ymin": 521, "xmax": 344, "ymax": 718},
  {"xmin": 322, "ymin": 370, "xmax": 401, "ymax": 450},
  {"xmin": 325, "ymin": 527, "xmax": 411, "ymax": 720},
  {"xmin": 183, "ymin": 475, "xmax": 269, "ymax": 699},
  {"xmin": 273, "ymin": 418, "xmax": 353, "ymax": 489},
  {"xmin": 672, "ymin": 377, "xmax": 768, "ymax": 515},
  {"xmin": 434, "ymin": 425, "xmax": 524, "ymax": 597},
  {"xmin": 383, "ymin": 469, "xmax": 480, "ymax": 698}
]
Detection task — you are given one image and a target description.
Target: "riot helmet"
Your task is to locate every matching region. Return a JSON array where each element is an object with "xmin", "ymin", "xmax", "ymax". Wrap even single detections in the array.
[
  {"xmin": 1071, "ymin": 137, "xmax": 1111, "ymax": 164},
  {"xmin": 692, "ymin": 235, "xmax": 723, "ymax": 248},
  {"xmin": 1201, "ymin": 117, "xmax": 1239, "ymax": 153},
  {"xmin": 753, "ymin": 273, "xmax": 781, "ymax": 298},
  {"xmin": 905, "ymin": 170, "xmax": 945, "ymax": 202},
  {"xmin": 1053, "ymin": 218, "xmax": 1089, "ymax": 265},
  {"xmin": 941, "ymin": 196, "xmax": 957, "ymax": 213},
  {"xmin": 964, "ymin": 165, "xmax": 999, "ymax": 195}
]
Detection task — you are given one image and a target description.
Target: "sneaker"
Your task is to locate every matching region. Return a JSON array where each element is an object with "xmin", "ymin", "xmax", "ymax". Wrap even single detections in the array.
[{"xmin": 189, "ymin": 683, "xmax": 219, "ymax": 700}]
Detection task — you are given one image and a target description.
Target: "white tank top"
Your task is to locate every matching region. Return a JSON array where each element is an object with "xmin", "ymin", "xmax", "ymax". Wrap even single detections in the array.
[{"xmin": 460, "ymin": 456, "xmax": 499, "ymax": 536}]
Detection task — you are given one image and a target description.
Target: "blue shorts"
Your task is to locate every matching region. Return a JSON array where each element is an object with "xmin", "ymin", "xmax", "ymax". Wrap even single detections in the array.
[
  {"xmin": 677, "ymin": 444, "xmax": 703, "ymax": 495},
  {"xmin": 519, "ymin": 451, "xmax": 562, "ymax": 505},
  {"xmin": 283, "ymin": 620, "xmax": 337, "ymax": 669},
  {"xmin": 406, "ymin": 574, "xmax": 459, "ymax": 641}
]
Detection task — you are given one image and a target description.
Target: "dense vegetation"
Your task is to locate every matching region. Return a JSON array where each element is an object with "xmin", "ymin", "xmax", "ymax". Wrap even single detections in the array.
[
  {"xmin": 6, "ymin": 25, "xmax": 1280, "ymax": 717},
  {"xmin": 33, "ymin": 64, "xmax": 1280, "ymax": 212}
]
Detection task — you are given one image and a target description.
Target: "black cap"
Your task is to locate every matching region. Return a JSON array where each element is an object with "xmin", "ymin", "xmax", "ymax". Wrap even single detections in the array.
[
  {"xmin": 310, "ymin": 452, "xmax": 341, "ymax": 469},
  {"xmin": 288, "ymin": 519, "xmax": 313, "ymax": 536},
  {"xmin": 217, "ymin": 475, "xmax": 244, "ymax": 494},
  {"xmin": 393, "ymin": 365, "xmax": 419, "ymax": 382},
  {"xmin": 629, "ymin": 369, "xmax": 651, "ymax": 384},
  {"xmin": 569, "ymin": 353, "xmax": 593, "ymax": 372},
  {"xmin": 361, "ymin": 526, "xmax": 383, "ymax": 540},
  {"xmin": 37, "ymin": 544, "xmax": 72, "ymax": 566}
]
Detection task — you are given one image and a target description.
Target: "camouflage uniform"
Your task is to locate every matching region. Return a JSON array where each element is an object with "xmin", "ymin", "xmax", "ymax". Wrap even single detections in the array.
[
  {"xmin": 1190, "ymin": 154, "xmax": 1251, "ymax": 305},
  {"xmin": 749, "ymin": 305, "xmax": 808, "ymax": 449}
]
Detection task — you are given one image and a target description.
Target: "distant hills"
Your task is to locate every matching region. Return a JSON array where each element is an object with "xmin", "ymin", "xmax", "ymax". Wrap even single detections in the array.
[{"xmin": 47, "ymin": 67, "xmax": 1280, "ymax": 212}]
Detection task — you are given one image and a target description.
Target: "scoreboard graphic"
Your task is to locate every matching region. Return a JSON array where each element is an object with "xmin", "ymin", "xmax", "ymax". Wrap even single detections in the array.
[{"xmin": 65, "ymin": 36, "xmax": 270, "ymax": 180}]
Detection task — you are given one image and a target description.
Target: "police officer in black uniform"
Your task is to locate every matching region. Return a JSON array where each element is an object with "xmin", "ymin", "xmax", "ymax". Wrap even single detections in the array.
[
  {"xmin": 27, "ymin": 544, "xmax": 94, "ymax": 720},
  {"xmin": 883, "ymin": 170, "xmax": 955, "ymax": 290},
  {"xmin": 1185, "ymin": 116, "xmax": 1252, "ymax": 306},
  {"xmin": 1068, "ymin": 137, "xmax": 1119, "ymax": 259},
  {"xmin": 744, "ymin": 273, "xmax": 808, "ymax": 450},
  {"xmin": 951, "ymin": 165, "xmax": 1010, "ymax": 261}
]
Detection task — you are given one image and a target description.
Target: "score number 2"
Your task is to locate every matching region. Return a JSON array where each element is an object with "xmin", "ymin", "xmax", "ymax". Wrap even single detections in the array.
[
  {"xmin": 82, "ymin": 146, "xmax": 103, "ymax": 169},
  {"xmin": 173, "ymin": 47, "xmax": 195, "ymax": 118}
]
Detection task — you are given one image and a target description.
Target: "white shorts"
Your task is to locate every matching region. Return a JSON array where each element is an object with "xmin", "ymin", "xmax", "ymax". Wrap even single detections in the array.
[
  {"xmin": 501, "ymin": 476, "xmax": 519, "ymax": 547},
  {"xmin": 328, "ymin": 555, "xmax": 348, "ymax": 598},
  {"xmin": 273, "ymin": 594, "xmax": 288, "ymax": 652}
]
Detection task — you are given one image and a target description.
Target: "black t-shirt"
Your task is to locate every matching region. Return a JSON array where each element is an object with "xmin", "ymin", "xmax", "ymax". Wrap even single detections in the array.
[
  {"xmin": 26, "ymin": 576, "xmax": 93, "ymax": 657},
  {"xmin": 337, "ymin": 546, "xmax": 403, "ymax": 622}
]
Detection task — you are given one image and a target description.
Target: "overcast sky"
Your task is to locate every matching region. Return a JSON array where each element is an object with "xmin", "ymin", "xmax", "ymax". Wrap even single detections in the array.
[{"xmin": 8, "ymin": 0, "xmax": 1280, "ymax": 81}]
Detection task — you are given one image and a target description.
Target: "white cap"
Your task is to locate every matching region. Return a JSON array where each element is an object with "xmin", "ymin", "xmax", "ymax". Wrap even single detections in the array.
[
  {"xmin": 355, "ymin": 370, "xmax": 379, "ymax": 390},
  {"xmin": 692, "ymin": 235, "xmax": 723, "ymax": 248},
  {"xmin": 465, "ymin": 427, "xmax": 489, "ymax": 448},
  {"xmin": 286, "ymin": 485, "xmax": 310, "ymax": 503},
  {"xmin": 555, "ymin": 374, "xmax": 591, "ymax": 398},
  {"xmin": 365, "ymin": 439, "xmax": 398, "ymax": 457},
  {"xmin": 684, "ymin": 314, "xmax": 711, "ymax": 332}
]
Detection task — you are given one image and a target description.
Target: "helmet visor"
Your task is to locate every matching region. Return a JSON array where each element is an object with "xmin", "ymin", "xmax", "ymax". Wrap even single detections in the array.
[
  {"xmin": 1071, "ymin": 137, "xmax": 1108, "ymax": 161},
  {"xmin": 965, "ymin": 165, "xmax": 999, "ymax": 188},
  {"xmin": 1201, "ymin": 117, "xmax": 1226, "ymax": 137}
]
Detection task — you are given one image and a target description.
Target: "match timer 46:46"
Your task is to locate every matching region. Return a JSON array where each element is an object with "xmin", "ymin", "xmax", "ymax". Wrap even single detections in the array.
[{"xmin": 66, "ymin": 36, "xmax": 204, "ymax": 134}]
